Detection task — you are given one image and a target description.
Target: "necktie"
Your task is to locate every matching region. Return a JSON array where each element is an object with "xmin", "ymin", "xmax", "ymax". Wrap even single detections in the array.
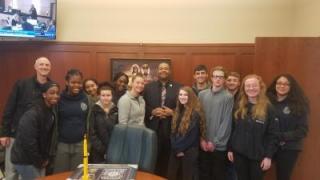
[{"xmin": 161, "ymin": 84, "xmax": 166, "ymax": 107}]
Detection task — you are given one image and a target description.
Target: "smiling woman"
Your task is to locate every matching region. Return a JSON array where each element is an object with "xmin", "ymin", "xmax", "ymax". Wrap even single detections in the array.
[
  {"xmin": 11, "ymin": 81, "xmax": 60, "ymax": 179},
  {"xmin": 83, "ymin": 78, "xmax": 99, "ymax": 102},
  {"xmin": 53, "ymin": 69, "xmax": 94, "ymax": 174},
  {"xmin": 118, "ymin": 74, "xmax": 146, "ymax": 126},
  {"xmin": 168, "ymin": 86, "xmax": 205, "ymax": 180},
  {"xmin": 228, "ymin": 74, "xmax": 279, "ymax": 180},
  {"xmin": 267, "ymin": 74, "xmax": 309, "ymax": 180}
]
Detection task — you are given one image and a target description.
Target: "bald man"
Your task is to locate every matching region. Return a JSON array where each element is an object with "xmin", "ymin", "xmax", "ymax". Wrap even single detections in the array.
[
  {"xmin": 143, "ymin": 62, "xmax": 182, "ymax": 177},
  {"xmin": 0, "ymin": 57, "xmax": 52, "ymax": 180}
]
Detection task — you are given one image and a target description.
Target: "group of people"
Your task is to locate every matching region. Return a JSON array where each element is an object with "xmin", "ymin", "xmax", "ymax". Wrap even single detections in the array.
[
  {"xmin": 1, "ymin": 4, "xmax": 56, "ymax": 34},
  {"xmin": 0, "ymin": 57, "xmax": 309, "ymax": 180}
]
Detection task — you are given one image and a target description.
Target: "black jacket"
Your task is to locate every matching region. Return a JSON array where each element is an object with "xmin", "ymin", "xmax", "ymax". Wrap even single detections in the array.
[
  {"xmin": 272, "ymin": 99, "xmax": 308, "ymax": 150},
  {"xmin": 1, "ymin": 76, "xmax": 49, "ymax": 137},
  {"xmin": 89, "ymin": 103, "xmax": 118, "ymax": 163},
  {"xmin": 58, "ymin": 90, "xmax": 92, "ymax": 143},
  {"xmin": 11, "ymin": 100, "xmax": 56, "ymax": 168},
  {"xmin": 229, "ymin": 103, "xmax": 279, "ymax": 160},
  {"xmin": 143, "ymin": 80, "xmax": 181, "ymax": 133},
  {"xmin": 171, "ymin": 110, "xmax": 200, "ymax": 155}
]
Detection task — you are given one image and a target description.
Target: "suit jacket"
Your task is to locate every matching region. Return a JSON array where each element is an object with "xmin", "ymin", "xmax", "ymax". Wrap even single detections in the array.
[{"xmin": 143, "ymin": 80, "xmax": 181, "ymax": 134}]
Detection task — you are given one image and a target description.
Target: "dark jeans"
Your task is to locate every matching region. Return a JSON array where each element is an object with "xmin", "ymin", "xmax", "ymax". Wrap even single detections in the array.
[
  {"xmin": 167, "ymin": 147, "xmax": 198, "ymax": 180},
  {"xmin": 14, "ymin": 164, "xmax": 45, "ymax": 180},
  {"xmin": 274, "ymin": 150, "xmax": 299, "ymax": 180},
  {"xmin": 233, "ymin": 153, "xmax": 264, "ymax": 180},
  {"xmin": 199, "ymin": 150, "xmax": 227, "ymax": 180}
]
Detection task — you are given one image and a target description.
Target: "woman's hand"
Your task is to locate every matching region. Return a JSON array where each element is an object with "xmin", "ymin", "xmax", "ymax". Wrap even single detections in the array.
[
  {"xmin": 176, "ymin": 152, "xmax": 184, "ymax": 157},
  {"xmin": 200, "ymin": 139, "xmax": 208, "ymax": 151},
  {"xmin": 260, "ymin": 157, "xmax": 272, "ymax": 171},
  {"xmin": 227, "ymin": 151, "xmax": 234, "ymax": 162}
]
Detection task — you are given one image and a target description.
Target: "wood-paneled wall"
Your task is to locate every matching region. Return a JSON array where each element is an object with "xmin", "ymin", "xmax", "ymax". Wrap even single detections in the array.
[
  {"xmin": 0, "ymin": 41, "xmax": 254, "ymax": 116},
  {"xmin": 254, "ymin": 37, "xmax": 320, "ymax": 180},
  {"xmin": 0, "ymin": 38, "xmax": 318, "ymax": 179}
]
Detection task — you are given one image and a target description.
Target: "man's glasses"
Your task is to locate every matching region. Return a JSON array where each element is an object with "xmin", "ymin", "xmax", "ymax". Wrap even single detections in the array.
[{"xmin": 212, "ymin": 75, "xmax": 225, "ymax": 79}]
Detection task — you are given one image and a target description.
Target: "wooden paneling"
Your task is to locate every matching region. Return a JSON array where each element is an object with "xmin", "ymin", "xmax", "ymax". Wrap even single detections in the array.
[
  {"xmin": 254, "ymin": 37, "xmax": 320, "ymax": 180},
  {"xmin": 0, "ymin": 41, "xmax": 254, "ymax": 118},
  {"xmin": 50, "ymin": 51, "xmax": 93, "ymax": 86},
  {"xmin": 0, "ymin": 39, "xmax": 318, "ymax": 179}
]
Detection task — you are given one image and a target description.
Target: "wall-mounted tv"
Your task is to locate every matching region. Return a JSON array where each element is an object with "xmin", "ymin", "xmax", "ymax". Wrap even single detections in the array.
[{"xmin": 0, "ymin": 0, "xmax": 57, "ymax": 40}]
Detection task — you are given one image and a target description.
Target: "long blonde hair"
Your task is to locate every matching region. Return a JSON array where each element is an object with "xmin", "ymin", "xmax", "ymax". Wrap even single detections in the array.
[
  {"xmin": 234, "ymin": 74, "xmax": 270, "ymax": 120},
  {"xmin": 171, "ymin": 86, "xmax": 206, "ymax": 138}
]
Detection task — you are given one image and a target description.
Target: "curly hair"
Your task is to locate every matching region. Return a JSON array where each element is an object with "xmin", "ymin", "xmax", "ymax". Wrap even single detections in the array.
[
  {"xmin": 267, "ymin": 74, "xmax": 309, "ymax": 116},
  {"xmin": 171, "ymin": 86, "xmax": 206, "ymax": 139},
  {"xmin": 64, "ymin": 69, "xmax": 83, "ymax": 91},
  {"xmin": 234, "ymin": 74, "xmax": 270, "ymax": 120},
  {"xmin": 112, "ymin": 72, "xmax": 129, "ymax": 83}
]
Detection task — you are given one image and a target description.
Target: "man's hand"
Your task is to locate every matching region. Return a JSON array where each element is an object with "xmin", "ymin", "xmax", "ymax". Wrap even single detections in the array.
[
  {"xmin": 152, "ymin": 108, "xmax": 164, "ymax": 117},
  {"xmin": 0, "ymin": 137, "xmax": 10, "ymax": 147},
  {"xmin": 162, "ymin": 106, "xmax": 174, "ymax": 117}
]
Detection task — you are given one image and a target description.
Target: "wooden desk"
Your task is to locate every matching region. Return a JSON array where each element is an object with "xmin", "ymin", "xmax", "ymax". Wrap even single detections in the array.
[{"xmin": 40, "ymin": 171, "xmax": 166, "ymax": 180}]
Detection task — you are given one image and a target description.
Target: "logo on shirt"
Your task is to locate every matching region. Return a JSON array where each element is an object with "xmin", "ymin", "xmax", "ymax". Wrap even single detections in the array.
[
  {"xmin": 80, "ymin": 102, "xmax": 88, "ymax": 111},
  {"xmin": 283, "ymin": 106, "xmax": 291, "ymax": 115},
  {"xmin": 255, "ymin": 120, "xmax": 265, "ymax": 124}
]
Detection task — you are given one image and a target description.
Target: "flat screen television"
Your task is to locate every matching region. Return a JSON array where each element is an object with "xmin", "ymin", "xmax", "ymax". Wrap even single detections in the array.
[{"xmin": 0, "ymin": 0, "xmax": 57, "ymax": 40}]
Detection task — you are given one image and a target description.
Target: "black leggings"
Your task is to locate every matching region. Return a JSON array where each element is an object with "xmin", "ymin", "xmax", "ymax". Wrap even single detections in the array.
[{"xmin": 274, "ymin": 150, "xmax": 299, "ymax": 180}]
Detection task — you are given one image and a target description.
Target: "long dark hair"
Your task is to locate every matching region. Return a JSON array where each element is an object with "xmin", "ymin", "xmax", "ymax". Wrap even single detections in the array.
[
  {"xmin": 83, "ymin": 78, "xmax": 98, "ymax": 94},
  {"xmin": 267, "ymin": 74, "xmax": 309, "ymax": 116}
]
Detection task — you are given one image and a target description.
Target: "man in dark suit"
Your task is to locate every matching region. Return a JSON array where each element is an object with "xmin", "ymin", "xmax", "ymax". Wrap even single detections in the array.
[{"xmin": 143, "ymin": 62, "xmax": 181, "ymax": 177}]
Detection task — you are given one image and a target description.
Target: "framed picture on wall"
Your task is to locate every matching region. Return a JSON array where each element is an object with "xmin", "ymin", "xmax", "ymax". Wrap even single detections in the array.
[{"xmin": 111, "ymin": 58, "xmax": 171, "ymax": 85}]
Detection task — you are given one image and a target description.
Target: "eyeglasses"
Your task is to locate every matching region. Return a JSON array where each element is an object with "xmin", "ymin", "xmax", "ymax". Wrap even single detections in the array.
[{"xmin": 212, "ymin": 75, "xmax": 225, "ymax": 79}]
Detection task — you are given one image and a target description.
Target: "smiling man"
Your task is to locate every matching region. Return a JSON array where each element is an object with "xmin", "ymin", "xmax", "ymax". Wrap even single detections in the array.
[
  {"xmin": 198, "ymin": 66, "xmax": 234, "ymax": 180},
  {"xmin": 0, "ymin": 57, "xmax": 52, "ymax": 180},
  {"xmin": 192, "ymin": 64, "xmax": 210, "ymax": 96},
  {"xmin": 143, "ymin": 62, "xmax": 182, "ymax": 177},
  {"xmin": 225, "ymin": 71, "xmax": 241, "ymax": 100}
]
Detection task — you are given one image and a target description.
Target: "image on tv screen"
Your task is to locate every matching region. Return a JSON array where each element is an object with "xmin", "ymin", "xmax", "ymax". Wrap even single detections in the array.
[{"xmin": 0, "ymin": 0, "xmax": 57, "ymax": 40}]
